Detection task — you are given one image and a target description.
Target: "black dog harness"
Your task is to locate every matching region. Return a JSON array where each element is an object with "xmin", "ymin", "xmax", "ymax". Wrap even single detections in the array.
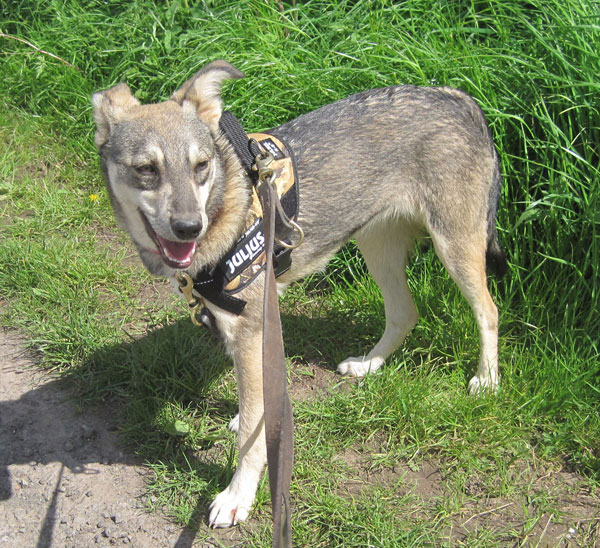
[{"xmin": 183, "ymin": 112, "xmax": 300, "ymax": 316}]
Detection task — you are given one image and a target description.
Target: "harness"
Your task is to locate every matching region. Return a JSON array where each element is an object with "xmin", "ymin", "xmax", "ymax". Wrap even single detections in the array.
[{"xmin": 178, "ymin": 112, "xmax": 301, "ymax": 318}]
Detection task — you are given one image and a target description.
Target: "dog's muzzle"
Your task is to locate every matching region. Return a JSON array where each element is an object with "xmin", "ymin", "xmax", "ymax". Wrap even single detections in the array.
[{"xmin": 139, "ymin": 210, "xmax": 197, "ymax": 269}]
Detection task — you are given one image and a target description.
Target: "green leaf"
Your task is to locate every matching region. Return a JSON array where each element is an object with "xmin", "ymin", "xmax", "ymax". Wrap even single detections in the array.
[{"xmin": 164, "ymin": 419, "xmax": 190, "ymax": 437}]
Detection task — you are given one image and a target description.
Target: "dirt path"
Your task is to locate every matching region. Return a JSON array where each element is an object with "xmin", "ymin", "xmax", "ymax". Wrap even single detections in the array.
[{"xmin": 0, "ymin": 329, "xmax": 207, "ymax": 548}]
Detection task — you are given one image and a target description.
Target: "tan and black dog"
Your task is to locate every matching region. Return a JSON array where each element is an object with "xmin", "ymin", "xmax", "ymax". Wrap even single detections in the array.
[{"xmin": 92, "ymin": 60, "xmax": 506, "ymax": 528}]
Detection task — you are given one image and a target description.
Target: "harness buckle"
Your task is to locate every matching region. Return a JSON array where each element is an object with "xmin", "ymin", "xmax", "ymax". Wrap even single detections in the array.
[{"xmin": 176, "ymin": 272, "xmax": 205, "ymax": 326}]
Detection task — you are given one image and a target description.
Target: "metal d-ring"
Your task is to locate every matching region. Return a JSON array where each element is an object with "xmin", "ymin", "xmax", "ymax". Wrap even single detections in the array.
[{"xmin": 275, "ymin": 219, "xmax": 304, "ymax": 250}]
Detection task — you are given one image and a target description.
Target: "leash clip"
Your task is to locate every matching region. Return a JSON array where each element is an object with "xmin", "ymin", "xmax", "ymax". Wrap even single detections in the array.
[
  {"xmin": 250, "ymin": 138, "xmax": 275, "ymax": 187},
  {"xmin": 176, "ymin": 272, "xmax": 205, "ymax": 327}
]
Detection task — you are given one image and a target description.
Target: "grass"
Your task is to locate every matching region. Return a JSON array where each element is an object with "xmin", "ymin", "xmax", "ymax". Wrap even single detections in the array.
[{"xmin": 1, "ymin": 0, "xmax": 599, "ymax": 546}]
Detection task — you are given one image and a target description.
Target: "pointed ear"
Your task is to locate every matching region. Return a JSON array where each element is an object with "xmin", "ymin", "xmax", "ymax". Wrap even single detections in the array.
[
  {"xmin": 91, "ymin": 83, "xmax": 140, "ymax": 149},
  {"xmin": 171, "ymin": 60, "xmax": 244, "ymax": 132}
]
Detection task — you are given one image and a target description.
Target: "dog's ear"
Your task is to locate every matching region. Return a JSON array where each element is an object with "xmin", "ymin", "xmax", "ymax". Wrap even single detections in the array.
[
  {"xmin": 171, "ymin": 60, "xmax": 244, "ymax": 132},
  {"xmin": 91, "ymin": 83, "xmax": 140, "ymax": 149}
]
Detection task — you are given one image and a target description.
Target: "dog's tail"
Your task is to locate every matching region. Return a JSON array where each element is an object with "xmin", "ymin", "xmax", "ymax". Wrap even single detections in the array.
[{"xmin": 486, "ymin": 159, "xmax": 508, "ymax": 279}]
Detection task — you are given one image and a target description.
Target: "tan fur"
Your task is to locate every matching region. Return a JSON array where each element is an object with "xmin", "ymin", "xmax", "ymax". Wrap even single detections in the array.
[{"xmin": 91, "ymin": 83, "xmax": 140, "ymax": 148}]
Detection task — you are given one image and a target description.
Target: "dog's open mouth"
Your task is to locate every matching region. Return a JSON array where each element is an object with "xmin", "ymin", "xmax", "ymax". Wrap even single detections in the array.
[{"xmin": 139, "ymin": 211, "xmax": 197, "ymax": 269}]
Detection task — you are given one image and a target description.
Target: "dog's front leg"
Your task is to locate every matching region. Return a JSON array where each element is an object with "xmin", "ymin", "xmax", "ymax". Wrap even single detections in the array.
[{"xmin": 209, "ymin": 327, "xmax": 266, "ymax": 528}]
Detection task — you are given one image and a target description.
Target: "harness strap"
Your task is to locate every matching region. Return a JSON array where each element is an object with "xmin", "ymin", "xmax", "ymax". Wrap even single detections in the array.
[
  {"xmin": 188, "ymin": 267, "xmax": 247, "ymax": 315},
  {"xmin": 219, "ymin": 111, "xmax": 300, "ymax": 241},
  {"xmin": 219, "ymin": 110, "xmax": 260, "ymax": 174}
]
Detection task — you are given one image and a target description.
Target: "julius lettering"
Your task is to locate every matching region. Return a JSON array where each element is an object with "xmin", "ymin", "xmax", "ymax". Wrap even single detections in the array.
[{"xmin": 225, "ymin": 226, "xmax": 265, "ymax": 276}]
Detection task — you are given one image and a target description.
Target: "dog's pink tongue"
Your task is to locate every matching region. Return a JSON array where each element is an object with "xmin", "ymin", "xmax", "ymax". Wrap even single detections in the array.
[{"xmin": 158, "ymin": 236, "xmax": 196, "ymax": 262}]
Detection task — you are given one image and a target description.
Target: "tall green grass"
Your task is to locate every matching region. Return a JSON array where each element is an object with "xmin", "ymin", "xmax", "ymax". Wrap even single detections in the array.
[
  {"xmin": 1, "ymin": 0, "xmax": 599, "ymax": 544},
  {"xmin": 2, "ymin": 0, "xmax": 597, "ymax": 323}
]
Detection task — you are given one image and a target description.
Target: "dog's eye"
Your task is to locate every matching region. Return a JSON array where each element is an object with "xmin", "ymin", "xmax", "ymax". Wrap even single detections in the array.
[
  {"xmin": 195, "ymin": 160, "xmax": 209, "ymax": 174},
  {"xmin": 135, "ymin": 164, "xmax": 157, "ymax": 176}
]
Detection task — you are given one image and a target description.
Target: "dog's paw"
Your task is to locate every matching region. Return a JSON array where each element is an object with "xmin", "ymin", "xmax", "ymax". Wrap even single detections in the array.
[
  {"xmin": 228, "ymin": 413, "xmax": 240, "ymax": 433},
  {"xmin": 337, "ymin": 356, "xmax": 384, "ymax": 377},
  {"xmin": 208, "ymin": 487, "xmax": 251, "ymax": 528},
  {"xmin": 468, "ymin": 374, "xmax": 499, "ymax": 395}
]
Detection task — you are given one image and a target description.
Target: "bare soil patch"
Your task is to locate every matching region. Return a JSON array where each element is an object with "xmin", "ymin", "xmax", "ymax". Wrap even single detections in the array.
[{"xmin": 0, "ymin": 329, "xmax": 231, "ymax": 548}]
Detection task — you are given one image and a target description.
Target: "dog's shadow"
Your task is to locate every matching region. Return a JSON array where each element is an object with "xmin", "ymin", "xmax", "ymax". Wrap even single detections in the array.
[
  {"xmin": 0, "ymin": 320, "xmax": 232, "ymax": 547},
  {"xmin": 94, "ymin": 307, "xmax": 381, "ymax": 546},
  {"xmin": 1, "ymin": 306, "xmax": 372, "ymax": 547}
]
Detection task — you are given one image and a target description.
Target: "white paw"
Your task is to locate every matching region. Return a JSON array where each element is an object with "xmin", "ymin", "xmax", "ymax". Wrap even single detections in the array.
[
  {"xmin": 468, "ymin": 374, "xmax": 499, "ymax": 395},
  {"xmin": 208, "ymin": 487, "xmax": 251, "ymax": 528},
  {"xmin": 337, "ymin": 356, "xmax": 384, "ymax": 377},
  {"xmin": 228, "ymin": 413, "xmax": 240, "ymax": 433}
]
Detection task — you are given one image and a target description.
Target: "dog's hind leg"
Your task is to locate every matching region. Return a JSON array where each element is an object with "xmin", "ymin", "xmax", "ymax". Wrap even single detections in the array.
[
  {"xmin": 430, "ymin": 233, "xmax": 500, "ymax": 394},
  {"xmin": 338, "ymin": 221, "xmax": 419, "ymax": 377}
]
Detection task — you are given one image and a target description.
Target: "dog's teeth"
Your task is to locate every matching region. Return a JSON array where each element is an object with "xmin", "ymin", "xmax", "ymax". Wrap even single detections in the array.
[{"xmin": 162, "ymin": 246, "xmax": 192, "ymax": 265}]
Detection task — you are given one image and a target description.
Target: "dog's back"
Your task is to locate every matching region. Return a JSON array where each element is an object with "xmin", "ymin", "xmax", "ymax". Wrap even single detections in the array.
[{"xmin": 271, "ymin": 85, "xmax": 506, "ymax": 281}]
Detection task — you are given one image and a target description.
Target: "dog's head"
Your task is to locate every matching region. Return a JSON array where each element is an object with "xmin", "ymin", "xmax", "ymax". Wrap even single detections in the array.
[{"xmin": 92, "ymin": 60, "xmax": 248, "ymax": 276}]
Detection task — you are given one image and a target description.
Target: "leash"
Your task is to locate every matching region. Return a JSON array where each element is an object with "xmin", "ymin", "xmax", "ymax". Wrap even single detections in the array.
[
  {"xmin": 256, "ymin": 151, "xmax": 294, "ymax": 548},
  {"xmin": 177, "ymin": 113, "xmax": 297, "ymax": 547}
]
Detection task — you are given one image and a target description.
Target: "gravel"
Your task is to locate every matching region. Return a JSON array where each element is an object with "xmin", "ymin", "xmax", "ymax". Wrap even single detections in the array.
[{"xmin": 0, "ymin": 330, "xmax": 192, "ymax": 547}]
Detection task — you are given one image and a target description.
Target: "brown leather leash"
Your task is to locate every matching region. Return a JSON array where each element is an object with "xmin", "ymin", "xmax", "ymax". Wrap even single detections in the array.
[{"xmin": 255, "ymin": 149, "xmax": 294, "ymax": 548}]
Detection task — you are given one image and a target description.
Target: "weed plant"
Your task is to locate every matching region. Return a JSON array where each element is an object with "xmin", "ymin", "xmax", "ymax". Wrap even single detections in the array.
[{"xmin": 1, "ymin": 1, "xmax": 599, "ymax": 546}]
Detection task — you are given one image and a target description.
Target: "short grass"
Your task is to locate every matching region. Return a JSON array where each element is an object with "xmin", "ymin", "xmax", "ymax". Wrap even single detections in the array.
[{"xmin": 1, "ymin": 1, "xmax": 599, "ymax": 546}]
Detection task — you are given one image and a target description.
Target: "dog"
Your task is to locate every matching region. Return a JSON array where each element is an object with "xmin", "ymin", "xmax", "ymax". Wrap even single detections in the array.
[{"xmin": 92, "ymin": 60, "xmax": 507, "ymax": 528}]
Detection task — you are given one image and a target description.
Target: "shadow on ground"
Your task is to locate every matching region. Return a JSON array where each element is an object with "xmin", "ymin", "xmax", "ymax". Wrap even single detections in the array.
[{"xmin": 0, "ymin": 301, "xmax": 363, "ymax": 547}]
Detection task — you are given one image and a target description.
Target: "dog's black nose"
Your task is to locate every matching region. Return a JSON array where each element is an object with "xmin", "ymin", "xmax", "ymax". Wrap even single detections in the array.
[{"xmin": 170, "ymin": 218, "xmax": 202, "ymax": 240}]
